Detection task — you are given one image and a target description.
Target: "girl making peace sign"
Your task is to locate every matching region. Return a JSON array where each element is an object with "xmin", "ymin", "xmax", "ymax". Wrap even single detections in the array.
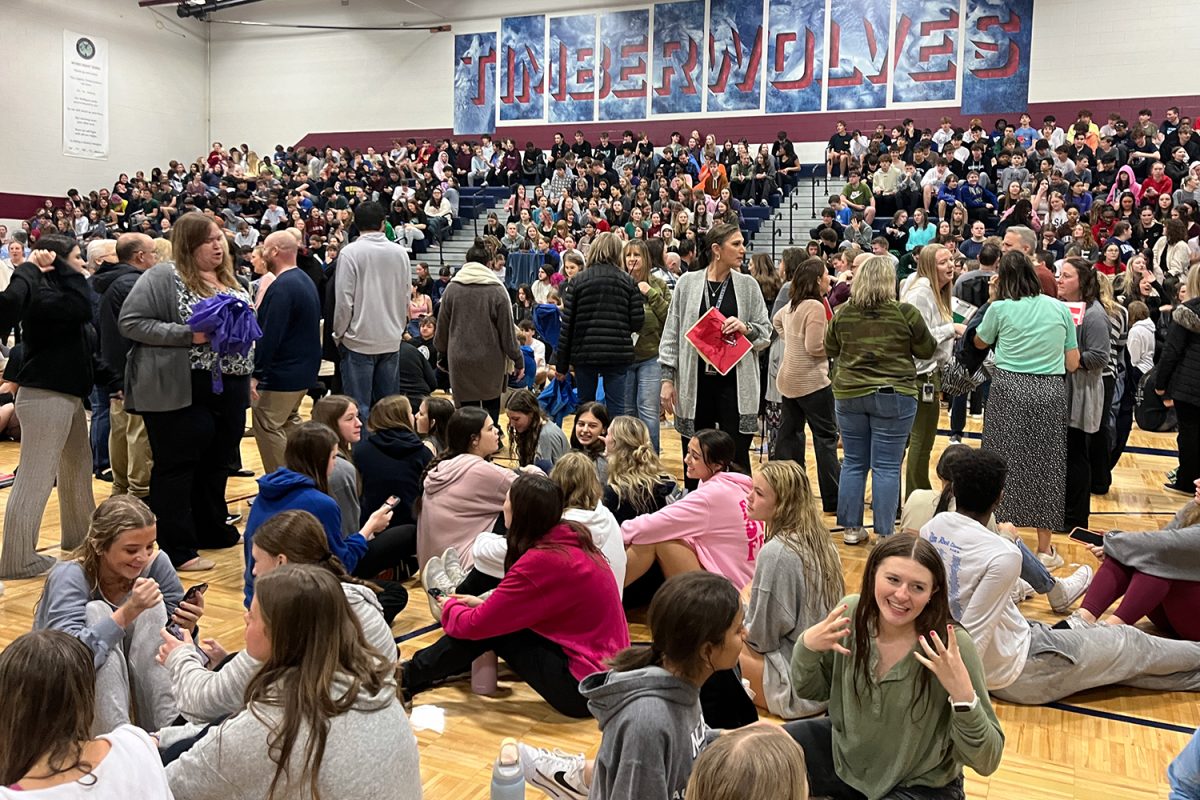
[{"xmin": 784, "ymin": 534, "xmax": 1004, "ymax": 800}]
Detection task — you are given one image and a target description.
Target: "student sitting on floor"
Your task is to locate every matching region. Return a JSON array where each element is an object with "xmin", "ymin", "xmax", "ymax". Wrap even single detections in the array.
[
  {"xmin": 784, "ymin": 534, "xmax": 1004, "ymax": 799},
  {"xmin": 429, "ymin": 452, "xmax": 629, "ymax": 608},
  {"xmin": 902, "ymin": 445, "xmax": 1093, "ymax": 614},
  {"xmin": 404, "ymin": 474, "xmax": 628, "ymax": 718},
  {"xmin": 686, "ymin": 725, "xmax": 810, "ymax": 800},
  {"xmin": 569, "ymin": 401, "xmax": 610, "ymax": 483},
  {"xmin": 34, "ymin": 495, "xmax": 196, "ymax": 734},
  {"xmin": 414, "ymin": 395, "xmax": 455, "ymax": 457},
  {"xmin": 0, "ymin": 630, "xmax": 173, "ymax": 799},
  {"xmin": 158, "ymin": 510, "xmax": 398, "ymax": 734},
  {"xmin": 415, "ymin": 407, "xmax": 527, "ymax": 571},
  {"xmin": 520, "ymin": 571, "xmax": 743, "ymax": 800},
  {"xmin": 352, "ymin": 395, "xmax": 432, "ymax": 531},
  {"xmin": 739, "ymin": 460, "xmax": 843, "ymax": 719},
  {"xmin": 163, "ymin": 565, "xmax": 421, "ymax": 799},
  {"xmin": 1068, "ymin": 477, "xmax": 1200, "ymax": 640},
  {"xmin": 311, "ymin": 395, "xmax": 365, "ymax": 537},
  {"xmin": 505, "ymin": 388, "xmax": 570, "ymax": 469},
  {"xmin": 601, "ymin": 416, "xmax": 680, "ymax": 524},
  {"xmin": 242, "ymin": 423, "xmax": 400, "ymax": 606},
  {"xmin": 621, "ymin": 429, "xmax": 764, "ymax": 594},
  {"xmin": 920, "ymin": 448, "xmax": 1200, "ymax": 705}
]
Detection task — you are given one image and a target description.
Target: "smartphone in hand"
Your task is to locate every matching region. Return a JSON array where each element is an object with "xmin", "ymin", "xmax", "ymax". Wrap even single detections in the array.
[{"xmin": 1068, "ymin": 527, "xmax": 1104, "ymax": 547}]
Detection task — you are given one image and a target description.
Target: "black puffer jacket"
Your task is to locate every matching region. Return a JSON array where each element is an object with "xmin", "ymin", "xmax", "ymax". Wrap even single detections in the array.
[
  {"xmin": 1156, "ymin": 298, "xmax": 1200, "ymax": 405},
  {"xmin": 554, "ymin": 262, "xmax": 644, "ymax": 370}
]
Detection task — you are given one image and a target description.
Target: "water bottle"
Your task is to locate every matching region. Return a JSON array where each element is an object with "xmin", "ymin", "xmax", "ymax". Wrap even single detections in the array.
[
  {"xmin": 490, "ymin": 737, "xmax": 525, "ymax": 800},
  {"xmin": 472, "ymin": 651, "xmax": 499, "ymax": 696}
]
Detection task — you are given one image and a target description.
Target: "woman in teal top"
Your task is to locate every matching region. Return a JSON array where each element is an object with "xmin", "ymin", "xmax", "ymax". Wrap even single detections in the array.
[
  {"xmin": 904, "ymin": 208, "xmax": 936, "ymax": 252},
  {"xmin": 784, "ymin": 534, "xmax": 1003, "ymax": 800},
  {"xmin": 974, "ymin": 251, "xmax": 1080, "ymax": 564}
]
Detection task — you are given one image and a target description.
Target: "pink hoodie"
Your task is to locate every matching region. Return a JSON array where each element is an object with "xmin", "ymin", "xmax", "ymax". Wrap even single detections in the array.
[
  {"xmin": 416, "ymin": 454, "xmax": 516, "ymax": 569},
  {"xmin": 620, "ymin": 471, "xmax": 765, "ymax": 587},
  {"xmin": 442, "ymin": 524, "xmax": 630, "ymax": 680}
]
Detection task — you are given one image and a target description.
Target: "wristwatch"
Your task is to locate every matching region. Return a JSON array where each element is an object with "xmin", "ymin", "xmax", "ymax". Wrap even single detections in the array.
[{"xmin": 950, "ymin": 694, "xmax": 979, "ymax": 713}]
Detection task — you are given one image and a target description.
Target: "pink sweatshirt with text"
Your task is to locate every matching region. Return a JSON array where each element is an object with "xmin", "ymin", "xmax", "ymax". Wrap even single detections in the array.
[{"xmin": 620, "ymin": 471, "xmax": 764, "ymax": 587}]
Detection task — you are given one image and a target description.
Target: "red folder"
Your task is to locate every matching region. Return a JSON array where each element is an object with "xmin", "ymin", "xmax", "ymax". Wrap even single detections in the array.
[{"xmin": 684, "ymin": 307, "xmax": 753, "ymax": 376}]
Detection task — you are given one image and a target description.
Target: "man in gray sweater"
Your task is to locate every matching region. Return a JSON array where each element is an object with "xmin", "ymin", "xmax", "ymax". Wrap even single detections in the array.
[{"xmin": 332, "ymin": 201, "xmax": 411, "ymax": 423}]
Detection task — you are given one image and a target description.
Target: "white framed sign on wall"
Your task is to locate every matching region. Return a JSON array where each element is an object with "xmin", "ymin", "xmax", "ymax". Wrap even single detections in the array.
[{"xmin": 63, "ymin": 29, "xmax": 109, "ymax": 159}]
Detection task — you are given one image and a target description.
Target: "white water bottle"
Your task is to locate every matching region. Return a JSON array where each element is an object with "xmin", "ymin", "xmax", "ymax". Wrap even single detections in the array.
[{"xmin": 490, "ymin": 737, "xmax": 525, "ymax": 800}]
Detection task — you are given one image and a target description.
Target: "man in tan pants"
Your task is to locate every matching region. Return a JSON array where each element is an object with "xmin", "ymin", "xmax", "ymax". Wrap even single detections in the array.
[
  {"xmin": 251, "ymin": 231, "xmax": 322, "ymax": 473},
  {"xmin": 96, "ymin": 233, "xmax": 158, "ymax": 497}
]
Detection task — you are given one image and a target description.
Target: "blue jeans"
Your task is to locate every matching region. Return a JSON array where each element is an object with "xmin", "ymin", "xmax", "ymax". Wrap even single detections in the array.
[
  {"xmin": 1017, "ymin": 538, "xmax": 1056, "ymax": 593},
  {"xmin": 835, "ymin": 391, "xmax": 917, "ymax": 537},
  {"xmin": 624, "ymin": 357, "xmax": 662, "ymax": 451},
  {"xmin": 574, "ymin": 365, "xmax": 628, "ymax": 418},
  {"xmin": 90, "ymin": 386, "xmax": 111, "ymax": 473},
  {"xmin": 338, "ymin": 346, "xmax": 400, "ymax": 424}
]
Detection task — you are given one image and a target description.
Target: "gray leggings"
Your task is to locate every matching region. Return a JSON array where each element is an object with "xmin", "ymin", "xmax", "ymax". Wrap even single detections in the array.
[
  {"xmin": 0, "ymin": 388, "xmax": 94, "ymax": 578},
  {"xmin": 86, "ymin": 600, "xmax": 179, "ymax": 734}
]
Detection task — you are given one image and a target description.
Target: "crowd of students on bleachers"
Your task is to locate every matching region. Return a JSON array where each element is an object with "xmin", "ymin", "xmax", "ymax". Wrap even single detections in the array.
[{"xmin": 0, "ymin": 106, "xmax": 1199, "ymax": 798}]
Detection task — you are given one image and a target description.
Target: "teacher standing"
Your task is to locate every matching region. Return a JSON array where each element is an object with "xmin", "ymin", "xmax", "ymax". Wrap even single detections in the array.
[
  {"xmin": 119, "ymin": 213, "xmax": 250, "ymax": 571},
  {"xmin": 660, "ymin": 222, "xmax": 771, "ymax": 482}
]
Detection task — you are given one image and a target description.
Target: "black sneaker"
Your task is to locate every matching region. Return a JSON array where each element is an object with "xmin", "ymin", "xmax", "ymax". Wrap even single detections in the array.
[{"xmin": 226, "ymin": 513, "xmax": 243, "ymax": 525}]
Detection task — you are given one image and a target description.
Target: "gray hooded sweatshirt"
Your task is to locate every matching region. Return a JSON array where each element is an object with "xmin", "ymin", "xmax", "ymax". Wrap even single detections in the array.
[{"xmin": 583, "ymin": 666, "xmax": 717, "ymax": 800}]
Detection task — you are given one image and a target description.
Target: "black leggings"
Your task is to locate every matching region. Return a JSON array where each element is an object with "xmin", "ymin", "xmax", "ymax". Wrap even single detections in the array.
[
  {"xmin": 784, "ymin": 717, "xmax": 965, "ymax": 800},
  {"xmin": 404, "ymin": 628, "xmax": 589, "ymax": 718},
  {"xmin": 682, "ymin": 371, "xmax": 752, "ymax": 489},
  {"xmin": 353, "ymin": 524, "xmax": 418, "ymax": 580}
]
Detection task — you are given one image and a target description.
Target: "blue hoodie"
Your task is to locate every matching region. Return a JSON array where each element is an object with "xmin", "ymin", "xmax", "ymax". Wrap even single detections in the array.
[{"xmin": 242, "ymin": 468, "xmax": 368, "ymax": 607}]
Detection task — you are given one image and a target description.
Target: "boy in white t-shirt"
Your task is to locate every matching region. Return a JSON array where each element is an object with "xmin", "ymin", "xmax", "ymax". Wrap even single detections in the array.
[{"xmin": 921, "ymin": 447, "xmax": 1200, "ymax": 705}]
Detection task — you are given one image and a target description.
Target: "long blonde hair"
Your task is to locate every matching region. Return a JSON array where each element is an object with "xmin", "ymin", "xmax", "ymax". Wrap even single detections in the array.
[
  {"xmin": 911, "ymin": 243, "xmax": 953, "ymax": 320},
  {"xmin": 757, "ymin": 461, "xmax": 844, "ymax": 613},
  {"xmin": 170, "ymin": 212, "xmax": 238, "ymax": 296},
  {"xmin": 605, "ymin": 416, "xmax": 670, "ymax": 514},
  {"xmin": 67, "ymin": 495, "xmax": 157, "ymax": 591}
]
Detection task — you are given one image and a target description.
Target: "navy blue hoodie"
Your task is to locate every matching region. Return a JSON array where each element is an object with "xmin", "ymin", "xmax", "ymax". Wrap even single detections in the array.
[
  {"xmin": 353, "ymin": 428, "xmax": 432, "ymax": 527},
  {"xmin": 242, "ymin": 468, "xmax": 367, "ymax": 607}
]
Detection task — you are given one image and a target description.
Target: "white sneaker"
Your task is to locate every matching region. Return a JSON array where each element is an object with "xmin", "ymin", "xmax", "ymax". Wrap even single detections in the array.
[
  {"xmin": 1047, "ymin": 564, "xmax": 1093, "ymax": 614},
  {"xmin": 1037, "ymin": 547, "xmax": 1064, "ymax": 570},
  {"xmin": 421, "ymin": 556, "xmax": 454, "ymax": 621},
  {"xmin": 1011, "ymin": 578, "xmax": 1035, "ymax": 603},
  {"xmin": 1058, "ymin": 610, "xmax": 1099, "ymax": 629},
  {"xmin": 843, "ymin": 527, "xmax": 868, "ymax": 546},
  {"xmin": 441, "ymin": 546, "xmax": 467, "ymax": 587},
  {"xmin": 518, "ymin": 744, "xmax": 588, "ymax": 800}
]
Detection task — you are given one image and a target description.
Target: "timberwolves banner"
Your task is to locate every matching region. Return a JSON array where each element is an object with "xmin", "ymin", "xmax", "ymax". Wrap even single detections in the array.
[
  {"xmin": 549, "ymin": 15, "xmax": 596, "ymax": 123},
  {"xmin": 453, "ymin": 33, "xmax": 497, "ymax": 136},
  {"xmin": 651, "ymin": 1, "xmax": 703, "ymax": 115},
  {"xmin": 599, "ymin": 10, "xmax": 650, "ymax": 121},
  {"xmin": 459, "ymin": 0, "xmax": 1035, "ymax": 128},
  {"xmin": 962, "ymin": 0, "xmax": 1034, "ymax": 114},
  {"xmin": 892, "ymin": 0, "xmax": 960, "ymax": 104},
  {"xmin": 499, "ymin": 15, "xmax": 545, "ymax": 121},
  {"xmin": 766, "ymin": 0, "xmax": 823, "ymax": 114}
]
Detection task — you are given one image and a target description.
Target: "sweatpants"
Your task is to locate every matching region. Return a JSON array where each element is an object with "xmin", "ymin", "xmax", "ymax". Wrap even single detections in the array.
[
  {"xmin": 87, "ymin": 600, "xmax": 179, "ymax": 734},
  {"xmin": 992, "ymin": 621, "xmax": 1200, "ymax": 705},
  {"xmin": 0, "ymin": 388, "xmax": 94, "ymax": 579}
]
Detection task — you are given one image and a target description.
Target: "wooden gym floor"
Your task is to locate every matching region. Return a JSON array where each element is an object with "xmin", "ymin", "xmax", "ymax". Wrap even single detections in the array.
[{"xmin": 0, "ymin": 400, "xmax": 1195, "ymax": 799}]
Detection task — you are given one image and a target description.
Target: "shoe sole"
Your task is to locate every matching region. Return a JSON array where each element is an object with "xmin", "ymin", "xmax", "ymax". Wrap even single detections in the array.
[
  {"xmin": 526, "ymin": 771, "xmax": 585, "ymax": 800},
  {"xmin": 421, "ymin": 557, "xmax": 444, "ymax": 621}
]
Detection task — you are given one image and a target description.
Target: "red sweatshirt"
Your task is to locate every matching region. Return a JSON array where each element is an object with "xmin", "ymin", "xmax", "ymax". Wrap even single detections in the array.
[
  {"xmin": 441, "ymin": 525, "xmax": 630, "ymax": 680},
  {"xmin": 1142, "ymin": 174, "xmax": 1173, "ymax": 198}
]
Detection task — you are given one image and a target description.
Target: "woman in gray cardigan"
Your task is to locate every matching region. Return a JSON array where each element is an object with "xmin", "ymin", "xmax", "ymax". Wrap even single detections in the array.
[
  {"xmin": 1058, "ymin": 258, "xmax": 1110, "ymax": 532},
  {"xmin": 660, "ymin": 222, "xmax": 771, "ymax": 482},
  {"xmin": 119, "ymin": 213, "xmax": 250, "ymax": 571}
]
